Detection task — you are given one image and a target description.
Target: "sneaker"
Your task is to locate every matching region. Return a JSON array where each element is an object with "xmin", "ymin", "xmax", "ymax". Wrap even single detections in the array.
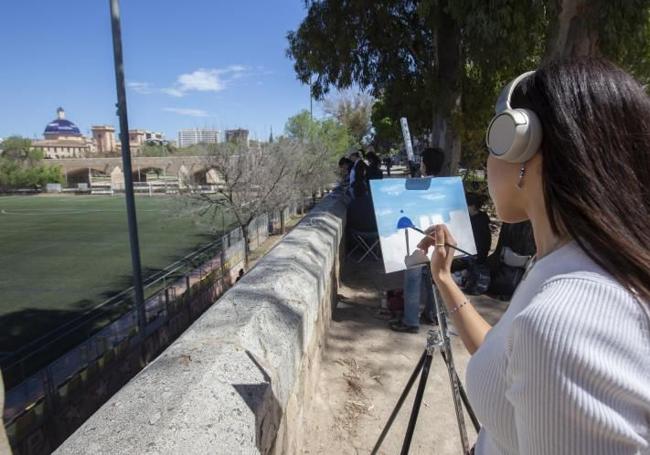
[
  {"xmin": 420, "ymin": 314, "xmax": 438, "ymax": 326},
  {"xmin": 389, "ymin": 321, "xmax": 419, "ymax": 333}
]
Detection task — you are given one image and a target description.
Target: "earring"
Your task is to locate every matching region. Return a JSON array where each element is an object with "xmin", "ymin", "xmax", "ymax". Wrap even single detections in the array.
[{"xmin": 516, "ymin": 165, "xmax": 526, "ymax": 189}]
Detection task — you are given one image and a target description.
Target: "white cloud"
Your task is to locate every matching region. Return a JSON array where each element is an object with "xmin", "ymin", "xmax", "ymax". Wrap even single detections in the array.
[
  {"xmin": 161, "ymin": 87, "xmax": 184, "ymax": 97},
  {"xmin": 128, "ymin": 81, "xmax": 153, "ymax": 94},
  {"xmin": 225, "ymin": 64, "xmax": 246, "ymax": 73},
  {"xmin": 163, "ymin": 65, "xmax": 248, "ymax": 97},
  {"xmin": 127, "ymin": 65, "xmax": 250, "ymax": 98},
  {"xmin": 419, "ymin": 192, "xmax": 446, "ymax": 201},
  {"xmin": 177, "ymin": 69, "xmax": 224, "ymax": 92},
  {"xmin": 163, "ymin": 107, "xmax": 209, "ymax": 117},
  {"xmin": 379, "ymin": 183, "xmax": 404, "ymax": 196}
]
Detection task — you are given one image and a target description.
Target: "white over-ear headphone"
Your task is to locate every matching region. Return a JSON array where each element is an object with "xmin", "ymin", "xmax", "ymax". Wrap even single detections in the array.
[{"xmin": 486, "ymin": 71, "xmax": 542, "ymax": 163}]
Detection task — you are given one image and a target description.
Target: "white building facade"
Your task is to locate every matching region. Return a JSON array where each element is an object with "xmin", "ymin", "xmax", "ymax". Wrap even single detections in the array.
[{"xmin": 177, "ymin": 129, "xmax": 221, "ymax": 148}]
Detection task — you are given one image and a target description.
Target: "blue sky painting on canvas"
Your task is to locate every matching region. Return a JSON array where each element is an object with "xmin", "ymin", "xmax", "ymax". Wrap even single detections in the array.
[{"xmin": 369, "ymin": 177, "xmax": 477, "ymax": 274}]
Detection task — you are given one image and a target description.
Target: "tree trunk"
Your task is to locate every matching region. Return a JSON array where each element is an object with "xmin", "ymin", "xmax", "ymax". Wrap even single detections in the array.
[
  {"xmin": 431, "ymin": 1, "xmax": 463, "ymax": 176},
  {"xmin": 546, "ymin": 0, "xmax": 600, "ymax": 59},
  {"xmin": 242, "ymin": 225, "xmax": 250, "ymax": 267},
  {"xmin": 280, "ymin": 209, "xmax": 286, "ymax": 234},
  {"xmin": 431, "ymin": 110, "xmax": 462, "ymax": 176}
]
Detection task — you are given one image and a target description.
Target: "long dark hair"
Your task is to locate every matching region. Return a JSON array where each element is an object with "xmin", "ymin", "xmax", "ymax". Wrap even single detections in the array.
[{"xmin": 513, "ymin": 58, "xmax": 650, "ymax": 303}]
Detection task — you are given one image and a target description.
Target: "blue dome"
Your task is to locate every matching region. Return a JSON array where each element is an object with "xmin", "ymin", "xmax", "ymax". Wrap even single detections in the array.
[
  {"xmin": 44, "ymin": 108, "xmax": 82, "ymax": 137},
  {"xmin": 44, "ymin": 119, "xmax": 82, "ymax": 137}
]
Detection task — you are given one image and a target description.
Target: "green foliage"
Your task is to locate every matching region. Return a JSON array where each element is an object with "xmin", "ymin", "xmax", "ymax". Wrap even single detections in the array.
[
  {"xmin": 284, "ymin": 110, "xmax": 352, "ymax": 160},
  {"xmin": 173, "ymin": 143, "xmax": 209, "ymax": 156},
  {"xmin": 323, "ymin": 91, "xmax": 374, "ymax": 146},
  {"xmin": 0, "ymin": 158, "xmax": 64, "ymax": 191},
  {"xmin": 0, "ymin": 136, "xmax": 34, "ymax": 160},
  {"xmin": 140, "ymin": 143, "xmax": 173, "ymax": 157},
  {"xmin": 370, "ymin": 98, "xmax": 402, "ymax": 155},
  {"xmin": 0, "ymin": 135, "xmax": 64, "ymax": 190},
  {"xmin": 284, "ymin": 110, "xmax": 319, "ymax": 141},
  {"xmin": 28, "ymin": 148, "xmax": 45, "ymax": 161},
  {"xmin": 287, "ymin": 1, "xmax": 442, "ymax": 137},
  {"xmin": 318, "ymin": 119, "xmax": 354, "ymax": 159},
  {"xmin": 288, "ymin": 0, "xmax": 650, "ymax": 173},
  {"xmin": 595, "ymin": 0, "xmax": 650, "ymax": 84}
]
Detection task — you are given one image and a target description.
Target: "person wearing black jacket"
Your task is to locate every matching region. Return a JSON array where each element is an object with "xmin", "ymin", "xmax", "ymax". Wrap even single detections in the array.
[
  {"xmin": 486, "ymin": 220, "xmax": 536, "ymax": 298},
  {"xmin": 365, "ymin": 151, "xmax": 384, "ymax": 182},
  {"xmin": 468, "ymin": 193, "xmax": 492, "ymax": 264},
  {"xmin": 451, "ymin": 193, "xmax": 492, "ymax": 294}
]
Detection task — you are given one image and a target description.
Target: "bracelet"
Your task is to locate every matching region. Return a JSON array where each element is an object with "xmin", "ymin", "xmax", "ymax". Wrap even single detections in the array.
[{"xmin": 449, "ymin": 300, "xmax": 469, "ymax": 315}]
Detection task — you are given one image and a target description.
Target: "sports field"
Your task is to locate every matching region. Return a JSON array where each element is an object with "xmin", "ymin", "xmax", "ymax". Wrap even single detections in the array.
[{"xmin": 0, "ymin": 195, "xmax": 228, "ymax": 354}]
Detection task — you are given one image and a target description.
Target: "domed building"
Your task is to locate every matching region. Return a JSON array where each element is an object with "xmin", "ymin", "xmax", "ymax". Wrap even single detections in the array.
[{"xmin": 33, "ymin": 107, "xmax": 94, "ymax": 158}]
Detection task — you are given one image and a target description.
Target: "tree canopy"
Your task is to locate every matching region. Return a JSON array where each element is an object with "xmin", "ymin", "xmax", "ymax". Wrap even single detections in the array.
[
  {"xmin": 0, "ymin": 136, "xmax": 40, "ymax": 161},
  {"xmin": 0, "ymin": 136, "xmax": 64, "ymax": 191},
  {"xmin": 323, "ymin": 91, "xmax": 374, "ymax": 146},
  {"xmin": 284, "ymin": 110, "xmax": 352, "ymax": 160},
  {"xmin": 288, "ymin": 0, "xmax": 650, "ymax": 173}
]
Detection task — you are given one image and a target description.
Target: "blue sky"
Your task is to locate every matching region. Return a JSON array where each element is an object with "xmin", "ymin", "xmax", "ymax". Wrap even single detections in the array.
[{"xmin": 0, "ymin": 1, "xmax": 319, "ymax": 142}]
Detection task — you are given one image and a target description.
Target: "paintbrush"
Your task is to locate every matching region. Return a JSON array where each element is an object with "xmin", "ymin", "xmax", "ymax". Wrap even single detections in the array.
[{"xmin": 407, "ymin": 225, "xmax": 476, "ymax": 257}]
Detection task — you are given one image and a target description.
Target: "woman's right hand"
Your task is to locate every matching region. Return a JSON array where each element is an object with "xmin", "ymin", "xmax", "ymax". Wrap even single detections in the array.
[{"xmin": 417, "ymin": 224, "xmax": 457, "ymax": 284}]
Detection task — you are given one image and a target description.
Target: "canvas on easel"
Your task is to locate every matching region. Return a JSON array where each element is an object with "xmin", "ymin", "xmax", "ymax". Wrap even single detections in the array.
[{"xmin": 369, "ymin": 177, "xmax": 477, "ymax": 274}]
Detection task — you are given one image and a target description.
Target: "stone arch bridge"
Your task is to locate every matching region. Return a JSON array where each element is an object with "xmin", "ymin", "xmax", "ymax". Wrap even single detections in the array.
[{"xmin": 48, "ymin": 156, "xmax": 220, "ymax": 187}]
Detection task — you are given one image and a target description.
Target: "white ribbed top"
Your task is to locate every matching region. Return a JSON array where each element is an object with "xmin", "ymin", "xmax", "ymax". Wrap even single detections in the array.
[{"xmin": 466, "ymin": 242, "xmax": 650, "ymax": 454}]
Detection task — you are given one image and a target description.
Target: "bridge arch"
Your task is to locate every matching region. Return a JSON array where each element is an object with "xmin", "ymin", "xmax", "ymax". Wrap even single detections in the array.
[
  {"xmin": 132, "ymin": 167, "xmax": 165, "ymax": 182},
  {"xmin": 64, "ymin": 167, "xmax": 108, "ymax": 187}
]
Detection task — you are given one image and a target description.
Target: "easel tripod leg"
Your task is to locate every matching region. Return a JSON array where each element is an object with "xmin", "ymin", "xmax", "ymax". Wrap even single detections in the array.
[
  {"xmin": 441, "ymin": 347, "xmax": 471, "ymax": 453},
  {"xmin": 371, "ymin": 350, "xmax": 426, "ymax": 455},
  {"xmin": 400, "ymin": 353, "xmax": 433, "ymax": 455},
  {"xmin": 441, "ymin": 351, "xmax": 480, "ymax": 433}
]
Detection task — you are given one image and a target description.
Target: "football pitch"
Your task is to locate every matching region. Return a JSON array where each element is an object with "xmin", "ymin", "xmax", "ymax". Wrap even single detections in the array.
[{"xmin": 0, "ymin": 195, "xmax": 228, "ymax": 354}]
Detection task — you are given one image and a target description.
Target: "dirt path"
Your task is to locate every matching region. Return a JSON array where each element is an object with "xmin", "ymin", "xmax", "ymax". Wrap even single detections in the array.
[{"xmin": 302, "ymin": 258, "xmax": 508, "ymax": 455}]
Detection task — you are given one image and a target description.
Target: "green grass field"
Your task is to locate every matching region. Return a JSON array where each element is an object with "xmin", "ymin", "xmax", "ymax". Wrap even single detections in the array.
[{"xmin": 0, "ymin": 195, "xmax": 227, "ymax": 354}]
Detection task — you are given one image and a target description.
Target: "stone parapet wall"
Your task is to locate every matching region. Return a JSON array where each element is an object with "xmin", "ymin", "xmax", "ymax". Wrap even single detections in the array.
[{"xmin": 54, "ymin": 192, "xmax": 347, "ymax": 454}]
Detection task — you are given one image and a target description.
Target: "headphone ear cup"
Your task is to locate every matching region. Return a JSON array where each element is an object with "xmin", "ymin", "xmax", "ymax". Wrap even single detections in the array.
[
  {"xmin": 486, "ymin": 111, "xmax": 518, "ymax": 158},
  {"xmin": 518, "ymin": 108, "xmax": 542, "ymax": 162},
  {"xmin": 486, "ymin": 108, "xmax": 542, "ymax": 163}
]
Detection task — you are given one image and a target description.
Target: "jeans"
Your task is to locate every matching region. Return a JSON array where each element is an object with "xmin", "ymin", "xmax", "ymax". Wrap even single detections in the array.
[{"xmin": 402, "ymin": 266, "xmax": 435, "ymax": 327}]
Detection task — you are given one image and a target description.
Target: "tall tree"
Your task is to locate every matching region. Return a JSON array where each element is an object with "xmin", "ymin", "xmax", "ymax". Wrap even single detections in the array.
[
  {"xmin": 287, "ymin": 1, "xmax": 521, "ymax": 175},
  {"xmin": 455, "ymin": 0, "xmax": 650, "ymax": 168},
  {"xmin": 288, "ymin": 0, "xmax": 650, "ymax": 175},
  {"xmin": 323, "ymin": 91, "xmax": 374, "ymax": 146},
  {"xmin": 544, "ymin": 0, "xmax": 650, "ymax": 82},
  {"xmin": 285, "ymin": 110, "xmax": 344, "ymax": 210},
  {"xmin": 285, "ymin": 110, "xmax": 319, "ymax": 142},
  {"xmin": 284, "ymin": 110, "xmax": 352, "ymax": 159}
]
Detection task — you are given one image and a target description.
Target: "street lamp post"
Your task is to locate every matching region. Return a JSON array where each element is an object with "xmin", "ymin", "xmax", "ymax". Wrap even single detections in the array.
[{"xmin": 109, "ymin": 0, "xmax": 147, "ymax": 335}]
